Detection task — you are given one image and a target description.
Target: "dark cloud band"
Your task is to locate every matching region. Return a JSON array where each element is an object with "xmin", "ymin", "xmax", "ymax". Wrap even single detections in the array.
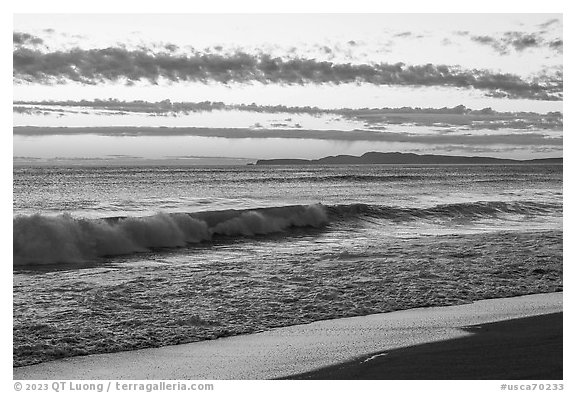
[
  {"xmin": 14, "ymin": 100, "xmax": 563, "ymax": 131},
  {"xmin": 13, "ymin": 46, "xmax": 562, "ymax": 101},
  {"xmin": 13, "ymin": 126, "xmax": 562, "ymax": 147}
]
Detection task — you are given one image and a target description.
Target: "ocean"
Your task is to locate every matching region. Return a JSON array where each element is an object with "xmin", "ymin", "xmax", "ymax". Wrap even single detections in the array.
[{"xmin": 13, "ymin": 164, "xmax": 563, "ymax": 366}]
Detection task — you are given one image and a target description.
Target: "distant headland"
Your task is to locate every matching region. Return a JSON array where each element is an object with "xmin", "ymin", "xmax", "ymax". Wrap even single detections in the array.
[{"xmin": 254, "ymin": 152, "xmax": 562, "ymax": 166}]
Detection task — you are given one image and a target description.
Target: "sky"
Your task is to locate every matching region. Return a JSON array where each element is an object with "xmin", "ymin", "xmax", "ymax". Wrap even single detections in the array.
[{"xmin": 12, "ymin": 13, "xmax": 563, "ymax": 163}]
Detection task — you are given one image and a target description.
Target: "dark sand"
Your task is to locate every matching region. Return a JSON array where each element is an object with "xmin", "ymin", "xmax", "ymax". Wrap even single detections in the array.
[{"xmin": 287, "ymin": 312, "xmax": 563, "ymax": 380}]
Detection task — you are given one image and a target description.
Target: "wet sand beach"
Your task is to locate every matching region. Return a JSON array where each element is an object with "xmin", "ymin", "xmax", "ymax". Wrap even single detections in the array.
[{"xmin": 288, "ymin": 312, "xmax": 562, "ymax": 380}]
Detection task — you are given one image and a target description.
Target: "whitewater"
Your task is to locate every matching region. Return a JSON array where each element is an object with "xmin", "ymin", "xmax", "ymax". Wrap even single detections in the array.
[{"xmin": 13, "ymin": 164, "xmax": 562, "ymax": 366}]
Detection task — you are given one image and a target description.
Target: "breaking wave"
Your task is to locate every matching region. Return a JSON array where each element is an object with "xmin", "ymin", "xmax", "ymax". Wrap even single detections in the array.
[
  {"xmin": 13, "ymin": 201, "xmax": 560, "ymax": 266},
  {"xmin": 13, "ymin": 204, "xmax": 328, "ymax": 266}
]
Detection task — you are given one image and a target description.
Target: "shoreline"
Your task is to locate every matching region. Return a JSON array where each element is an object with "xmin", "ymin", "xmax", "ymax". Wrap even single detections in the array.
[
  {"xmin": 14, "ymin": 292, "xmax": 562, "ymax": 380},
  {"xmin": 287, "ymin": 312, "xmax": 562, "ymax": 380}
]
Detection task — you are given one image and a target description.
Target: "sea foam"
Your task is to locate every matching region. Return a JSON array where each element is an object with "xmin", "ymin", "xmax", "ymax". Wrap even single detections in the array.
[{"xmin": 13, "ymin": 204, "xmax": 328, "ymax": 266}]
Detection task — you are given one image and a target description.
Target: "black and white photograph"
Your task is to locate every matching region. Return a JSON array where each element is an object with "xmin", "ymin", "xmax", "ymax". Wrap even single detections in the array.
[{"xmin": 11, "ymin": 9, "xmax": 564, "ymax": 387}]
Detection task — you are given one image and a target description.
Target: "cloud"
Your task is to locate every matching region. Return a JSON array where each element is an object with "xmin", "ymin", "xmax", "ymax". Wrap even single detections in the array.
[
  {"xmin": 348, "ymin": 108, "xmax": 562, "ymax": 131},
  {"xmin": 503, "ymin": 32, "xmax": 540, "ymax": 51},
  {"xmin": 14, "ymin": 100, "xmax": 563, "ymax": 131},
  {"xmin": 465, "ymin": 31, "xmax": 562, "ymax": 55},
  {"xmin": 12, "ymin": 45, "xmax": 562, "ymax": 100},
  {"xmin": 414, "ymin": 144, "xmax": 562, "ymax": 155},
  {"xmin": 470, "ymin": 35, "xmax": 507, "ymax": 54},
  {"xmin": 539, "ymin": 18, "xmax": 560, "ymax": 29},
  {"xmin": 13, "ymin": 126, "xmax": 562, "ymax": 147},
  {"xmin": 13, "ymin": 32, "xmax": 44, "ymax": 47},
  {"xmin": 548, "ymin": 39, "xmax": 563, "ymax": 53}
]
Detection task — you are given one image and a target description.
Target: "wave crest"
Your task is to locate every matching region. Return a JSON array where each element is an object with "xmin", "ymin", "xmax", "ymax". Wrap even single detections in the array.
[
  {"xmin": 14, "ymin": 204, "xmax": 328, "ymax": 266},
  {"xmin": 13, "ymin": 200, "xmax": 559, "ymax": 266}
]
